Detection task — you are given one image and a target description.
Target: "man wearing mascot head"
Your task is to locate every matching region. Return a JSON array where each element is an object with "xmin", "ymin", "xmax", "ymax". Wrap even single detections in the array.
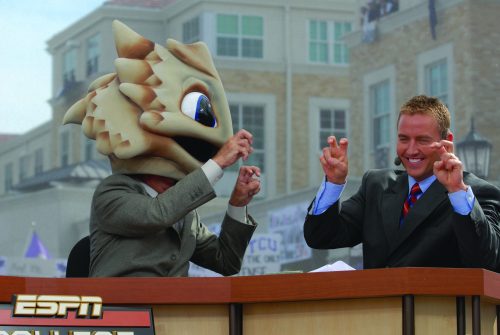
[{"xmin": 63, "ymin": 20, "xmax": 260, "ymax": 277}]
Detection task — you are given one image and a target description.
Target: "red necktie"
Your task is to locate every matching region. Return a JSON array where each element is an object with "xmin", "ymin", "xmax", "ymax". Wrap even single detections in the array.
[
  {"xmin": 136, "ymin": 174, "xmax": 177, "ymax": 193},
  {"xmin": 402, "ymin": 183, "xmax": 422, "ymax": 219}
]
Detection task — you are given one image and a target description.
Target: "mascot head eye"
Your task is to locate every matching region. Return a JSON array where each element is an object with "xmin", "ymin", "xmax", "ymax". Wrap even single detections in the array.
[{"xmin": 181, "ymin": 92, "xmax": 217, "ymax": 127}]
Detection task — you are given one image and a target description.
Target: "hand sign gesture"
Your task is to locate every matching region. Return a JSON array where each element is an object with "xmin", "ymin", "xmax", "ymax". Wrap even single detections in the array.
[
  {"xmin": 319, "ymin": 136, "xmax": 349, "ymax": 184},
  {"xmin": 213, "ymin": 129, "xmax": 254, "ymax": 169},
  {"xmin": 431, "ymin": 140, "xmax": 468, "ymax": 193},
  {"xmin": 229, "ymin": 166, "xmax": 261, "ymax": 207}
]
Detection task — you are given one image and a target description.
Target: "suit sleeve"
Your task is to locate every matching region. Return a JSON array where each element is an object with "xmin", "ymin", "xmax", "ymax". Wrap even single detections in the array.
[
  {"xmin": 190, "ymin": 214, "xmax": 257, "ymax": 276},
  {"xmin": 92, "ymin": 170, "xmax": 215, "ymax": 237},
  {"xmin": 452, "ymin": 177, "xmax": 500, "ymax": 271},
  {"xmin": 304, "ymin": 172, "xmax": 368, "ymax": 249}
]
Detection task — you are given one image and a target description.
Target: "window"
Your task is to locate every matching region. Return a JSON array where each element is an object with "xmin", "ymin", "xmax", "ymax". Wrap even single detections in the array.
[
  {"xmin": 241, "ymin": 16, "xmax": 263, "ymax": 58},
  {"xmin": 183, "ymin": 17, "xmax": 200, "ymax": 44},
  {"xmin": 34, "ymin": 149, "xmax": 44, "ymax": 175},
  {"xmin": 229, "ymin": 104, "xmax": 265, "ymax": 172},
  {"xmin": 63, "ymin": 48, "xmax": 77, "ymax": 87},
  {"xmin": 309, "ymin": 20, "xmax": 352, "ymax": 65},
  {"xmin": 4, "ymin": 163, "xmax": 13, "ymax": 192},
  {"xmin": 216, "ymin": 14, "xmax": 263, "ymax": 58},
  {"xmin": 425, "ymin": 59, "xmax": 448, "ymax": 106},
  {"xmin": 215, "ymin": 93, "xmax": 276, "ymax": 198},
  {"xmin": 60, "ymin": 131, "xmax": 70, "ymax": 167},
  {"xmin": 308, "ymin": 97, "xmax": 350, "ymax": 184},
  {"xmin": 217, "ymin": 14, "xmax": 238, "ymax": 57},
  {"xmin": 333, "ymin": 22, "xmax": 351, "ymax": 64},
  {"xmin": 86, "ymin": 34, "xmax": 100, "ymax": 76},
  {"xmin": 318, "ymin": 109, "xmax": 347, "ymax": 151},
  {"xmin": 309, "ymin": 21, "xmax": 328, "ymax": 63},
  {"xmin": 19, "ymin": 155, "xmax": 29, "ymax": 181},
  {"xmin": 371, "ymin": 80, "xmax": 391, "ymax": 168},
  {"xmin": 417, "ymin": 43, "xmax": 454, "ymax": 129}
]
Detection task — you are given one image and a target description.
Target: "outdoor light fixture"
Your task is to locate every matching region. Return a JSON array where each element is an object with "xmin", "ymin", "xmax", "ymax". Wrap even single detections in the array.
[{"xmin": 456, "ymin": 118, "xmax": 492, "ymax": 179}]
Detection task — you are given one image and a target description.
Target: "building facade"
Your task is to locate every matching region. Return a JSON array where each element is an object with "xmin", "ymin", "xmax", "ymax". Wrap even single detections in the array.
[
  {"xmin": 0, "ymin": 0, "xmax": 359, "ymax": 273},
  {"xmin": 0, "ymin": 0, "xmax": 498, "ymax": 275},
  {"xmin": 44, "ymin": 0, "xmax": 357, "ymax": 199},
  {"xmin": 347, "ymin": 0, "xmax": 499, "ymax": 181}
]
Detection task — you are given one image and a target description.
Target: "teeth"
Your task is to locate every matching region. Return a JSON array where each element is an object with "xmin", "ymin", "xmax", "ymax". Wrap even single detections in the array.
[{"xmin": 409, "ymin": 158, "xmax": 421, "ymax": 163}]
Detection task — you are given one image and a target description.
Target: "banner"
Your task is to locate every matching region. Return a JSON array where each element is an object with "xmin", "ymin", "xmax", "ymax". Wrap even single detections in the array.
[
  {"xmin": 0, "ymin": 257, "xmax": 66, "ymax": 277},
  {"xmin": 268, "ymin": 201, "xmax": 311, "ymax": 263},
  {"xmin": 189, "ymin": 233, "xmax": 282, "ymax": 277},
  {"xmin": 239, "ymin": 234, "xmax": 282, "ymax": 276}
]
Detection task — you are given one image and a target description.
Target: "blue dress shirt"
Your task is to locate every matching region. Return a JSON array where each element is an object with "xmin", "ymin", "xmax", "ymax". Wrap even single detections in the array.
[{"xmin": 312, "ymin": 174, "xmax": 475, "ymax": 216}]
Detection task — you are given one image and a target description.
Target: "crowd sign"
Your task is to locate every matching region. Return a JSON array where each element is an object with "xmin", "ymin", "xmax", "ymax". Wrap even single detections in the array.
[
  {"xmin": 188, "ymin": 233, "xmax": 282, "ymax": 277},
  {"xmin": 188, "ymin": 223, "xmax": 223, "ymax": 277},
  {"xmin": 188, "ymin": 262, "xmax": 221, "ymax": 277},
  {"xmin": 188, "ymin": 202, "xmax": 311, "ymax": 277},
  {"xmin": 0, "ymin": 257, "xmax": 66, "ymax": 277},
  {"xmin": 238, "ymin": 233, "xmax": 282, "ymax": 276},
  {"xmin": 268, "ymin": 201, "xmax": 311, "ymax": 263}
]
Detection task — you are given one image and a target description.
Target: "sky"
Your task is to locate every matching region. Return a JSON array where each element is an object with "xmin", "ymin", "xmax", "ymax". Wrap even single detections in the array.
[{"xmin": 0, "ymin": 0, "xmax": 106, "ymax": 134}]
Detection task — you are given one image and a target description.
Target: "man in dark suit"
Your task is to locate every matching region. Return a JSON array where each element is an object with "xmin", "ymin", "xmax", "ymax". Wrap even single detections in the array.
[{"xmin": 304, "ymin": 95, "xmax": 500, "ymax": 271}]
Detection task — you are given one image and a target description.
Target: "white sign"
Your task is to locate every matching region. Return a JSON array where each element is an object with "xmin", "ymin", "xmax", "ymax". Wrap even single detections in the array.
[
  {"xmin": 188, "ymin": 232, "xmax": 282, "ymax": 277},
  {"xmin": 268, "ymin": 201, "xmax": 311, "ymax": 263},
  {"xmin": 239, "ymin": 234, "xmax": 282, "ymax": 276},
  {"xmin": 188, "ymin": 262, "xmax": 222, "ymax": 277},
  {"xmin": 0, "ymin": 257, "xmax": 66, "ymax": 277},
  {"xmin": 188, "ymin": 223, "xmax": 223, "ymax": 277}
]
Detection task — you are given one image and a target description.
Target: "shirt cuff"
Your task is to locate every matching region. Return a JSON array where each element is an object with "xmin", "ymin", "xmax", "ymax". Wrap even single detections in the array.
[
  {"xmin": 227, "ymin": 204, "xmax": 249, "ymax": 224},
  {"xmin": 201, "ymin": 159, "xmax": 224, "ymax": 187},
  {"xmin": 448, "ymin": 186, "xmax": 475, "ymax": 215},
  {"xmin": 311, "ymin": 178, "xmax": 345, "ymax": 215}
]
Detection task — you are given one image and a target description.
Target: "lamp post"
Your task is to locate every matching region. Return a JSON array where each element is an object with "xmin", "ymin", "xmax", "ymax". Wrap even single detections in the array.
[{"xmin": 456, "ymin": 118, "xmax": 492, "ymax": 179}]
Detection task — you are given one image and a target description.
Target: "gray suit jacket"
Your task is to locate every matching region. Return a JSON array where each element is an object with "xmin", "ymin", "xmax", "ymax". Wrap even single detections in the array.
[
  {"xmin": 304, "ymin": 169, "xmax": 500, "ymax": 271},
  {"xmin": 89, "ymin": 168, "xmax": 257, "ymax": 277}
]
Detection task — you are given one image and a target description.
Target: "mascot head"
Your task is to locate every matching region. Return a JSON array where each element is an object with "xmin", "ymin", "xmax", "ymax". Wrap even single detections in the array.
[{"xmin": 63, "ymin": 20, "xmax": 233, "ymax": 180}]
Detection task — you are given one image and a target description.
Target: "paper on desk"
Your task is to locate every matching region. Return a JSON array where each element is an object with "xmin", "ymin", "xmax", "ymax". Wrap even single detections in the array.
[{"xmin": 310, "ymin": 260, "xmax": 355, "ymax": 272}]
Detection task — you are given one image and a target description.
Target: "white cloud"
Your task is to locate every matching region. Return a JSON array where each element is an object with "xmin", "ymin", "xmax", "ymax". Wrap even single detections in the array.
[{"xmin": 0, "ymin": 1, "xmax": 104, "ymax": 134}]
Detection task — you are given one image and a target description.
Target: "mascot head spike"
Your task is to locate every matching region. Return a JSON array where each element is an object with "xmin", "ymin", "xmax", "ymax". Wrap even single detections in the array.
[{"xmin": 63, "ymin": 20, "xmax": 233, "ymax": 180}]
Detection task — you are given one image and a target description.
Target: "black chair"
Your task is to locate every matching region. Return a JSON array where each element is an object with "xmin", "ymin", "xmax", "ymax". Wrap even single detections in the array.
[{"xmin": 66, "ymin": 236, "xmax": 90, "ymax": 277}]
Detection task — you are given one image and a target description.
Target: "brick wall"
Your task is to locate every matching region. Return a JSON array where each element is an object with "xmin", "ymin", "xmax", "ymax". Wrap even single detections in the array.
[{"xmin": 349, "ymin": 0, "xmax": 500, "ymax": 182}]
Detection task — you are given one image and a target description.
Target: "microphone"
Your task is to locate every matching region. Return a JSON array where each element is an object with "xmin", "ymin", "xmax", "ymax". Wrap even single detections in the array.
[{"xmin": 394, "ymin": 157, "xmax": 402, "ymax": 166}]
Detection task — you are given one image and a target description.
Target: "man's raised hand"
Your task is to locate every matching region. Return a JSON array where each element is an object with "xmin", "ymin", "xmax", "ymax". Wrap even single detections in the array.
[
  {"xmin": 320, "ymin": 136, "xmax": 349, "ymax": 184},
  {"xmin": 229, "ymin": 166, "xmax": 261, "ymax": 207},
  {"xmin": 431, "ymin": 140, "xmax": 468, "ymax": 193},
  {"xmin": 213, "ymin": 129, "xmax": 254, "ymax": 169}
]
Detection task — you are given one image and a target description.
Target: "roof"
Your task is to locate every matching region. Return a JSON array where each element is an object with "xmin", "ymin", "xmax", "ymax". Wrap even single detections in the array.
[
  {"xmin": 104, "ymin": 0, "xmax": 177, "ymax": 8},
  {"xmin": 13, "ymin": 159, "xmax": 111, "ymax": 192}
]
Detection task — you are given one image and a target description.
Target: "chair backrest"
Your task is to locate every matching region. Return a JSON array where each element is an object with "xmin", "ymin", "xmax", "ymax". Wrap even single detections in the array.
[{"xmin": 66, "ymin": 236, "xmax": 90, "ymax": 278}]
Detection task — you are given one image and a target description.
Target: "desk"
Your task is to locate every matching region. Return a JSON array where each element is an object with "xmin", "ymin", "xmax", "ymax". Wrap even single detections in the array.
[{"xmin": 1, "ymin": 268, "xmax": 499, "ymax": 335}]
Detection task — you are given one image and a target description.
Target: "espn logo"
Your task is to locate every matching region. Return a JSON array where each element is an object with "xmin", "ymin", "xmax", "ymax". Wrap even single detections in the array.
[{"xmin": 13, "ymin": 295, "xmax": 103, "ymax": 318}]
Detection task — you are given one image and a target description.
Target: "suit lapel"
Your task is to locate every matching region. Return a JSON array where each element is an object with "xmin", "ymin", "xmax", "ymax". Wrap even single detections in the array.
[
  {"xmin": 381, "ymin": 174, "xmax": 408, "ymax": 252},
  {"xmin": 390, "ymin": 179, "xmax": 448, "ymax": 254}
]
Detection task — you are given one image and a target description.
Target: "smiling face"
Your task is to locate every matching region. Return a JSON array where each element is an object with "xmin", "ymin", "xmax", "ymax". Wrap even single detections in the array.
[{"xmin": 397, "ymin": 113, "xmax": 451, "ymax": 181}]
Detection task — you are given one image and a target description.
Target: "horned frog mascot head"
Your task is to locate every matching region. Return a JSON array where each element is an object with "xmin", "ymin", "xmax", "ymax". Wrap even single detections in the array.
[{"xmin": 63, "ymin": 20, "xmax": 233, "ymax": 180}]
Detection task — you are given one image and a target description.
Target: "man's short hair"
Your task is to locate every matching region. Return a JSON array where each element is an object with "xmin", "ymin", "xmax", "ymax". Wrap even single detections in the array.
[{"xmin": 398, "ymin": 95, "xmax": 451, "ymax": 139}]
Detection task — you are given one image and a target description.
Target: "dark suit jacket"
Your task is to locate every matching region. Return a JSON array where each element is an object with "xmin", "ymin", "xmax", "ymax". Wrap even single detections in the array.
[
  {"xmin": 89, "ymin": 169, "xmax": 257, "ymax": 277},
  {"xmin": 304, "ymin": 169, "xmax": 500, "ymax": 271}
]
